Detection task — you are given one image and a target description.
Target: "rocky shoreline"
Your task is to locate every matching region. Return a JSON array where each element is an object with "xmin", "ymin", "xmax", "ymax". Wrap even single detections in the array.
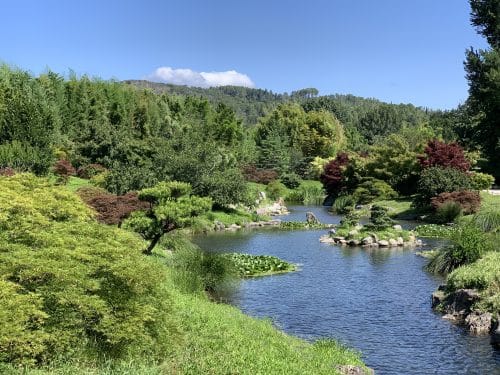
[
  {"xmin": 319, "ymin": 226, "xmax": 423, "ymax": 248},
  {"xmin": 431, "ymin": 287, "xmax": 499, "ymax": 347}
]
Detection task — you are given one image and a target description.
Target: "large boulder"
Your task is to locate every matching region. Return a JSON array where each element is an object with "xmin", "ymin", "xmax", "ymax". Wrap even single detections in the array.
[
  {"xmin": 465, "ymin": 311, "xmax": 492, "ymax": 335},
  {"xmin": 388, "ymin": 238, "xmax": 398, "ymax": 247},
  {"xmin": 443, "ymin": 289, "xmax": 481, "ymax": 320},
  {"xmin": 306, "ymin": 211, "xmax": 320, "ymax": 224},
  {"xmin": 378, "ymin": 240, "xmax": 389, "ymax": 247},
  {"xmin": 361, "ymin": 236, "xmax": 373, "ymax": 245}
]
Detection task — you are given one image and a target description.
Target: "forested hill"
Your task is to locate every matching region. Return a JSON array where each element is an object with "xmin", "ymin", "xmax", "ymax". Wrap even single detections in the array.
[{"xmin": 124, "ymin": 79, "xmax": 431, "ymax": 133}]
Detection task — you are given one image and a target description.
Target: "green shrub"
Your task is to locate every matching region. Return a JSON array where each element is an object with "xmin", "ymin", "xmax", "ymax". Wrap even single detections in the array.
[
  {"xmin": 414, "ymin": 167, "xmax": 471, "ymax": 208},
  {"xmin": 426, "ymin": 223, "xmax": 493, "ymax": 274},
  {"xmin": 0, "ymin": 141, "xmax": 53, "ymax": 175},
  {"xmin": 339, "ymin": 208, "xmax": 361, "ymax": 228},
  {"xmin": 365, "ymin": 205, "xmax": 394, "ymax": 230},
  {"xmin": 286, "ymin": 180, "xmax": 325, "ymax": 204},
  {"xmin": 352, "ymin": 178, "xmax": 397, "ymax": 204},
  {"xmin": 471, "ymin": 209, "xmax": 500, "ymax": 233},
  {"xmin": 0, "ymin": 174, "xmax": 173, "ymax": 365},
  {"xmin": 470, "ymin": 172, "xmax": 495, "ymax": 190},
  {"xmin": 265, "ymin": 180, "xmax": 288, "ymax": 201},
  {"xmin": 168, "ymin": 247, "xmax": 235, "ymax": 296},
  {"xmin": 280, "ymin": 172, "xmax": 302, "ymax": 189},
  {"xmin": 434, "ymin": 201, "xmax": 463, "ymax": 224},
  {"xmin": 332, "ymin": 195, "xmax": 356, "ymax": 214}
]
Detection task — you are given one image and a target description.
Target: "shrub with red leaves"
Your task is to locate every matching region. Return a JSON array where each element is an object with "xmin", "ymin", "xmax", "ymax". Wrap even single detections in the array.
[
  {"xmin": 418, "ymin": 140, "xmax": 470, "ymax": 172},
  {"xmin": 0, "ymin": 167, "xmax": 16, "ymax": 176},
  {"xmin": 242, "ymin": 165, "xmax": 278, "ymax": 184},
  {"xmin": 431, "ymin": 190, "xmax": 481, "ymax": 215},
  {"xmin": 77, "ymin": 187, "xmax": 149, "ymax": 225},
  {"xmin": 77, "ymin": 163, "xmax": 107, "ymax": 179},
  {"xmin": 320, "ymin": 152, "xmax": 350, "ymax": 196},
  {"xmin": 53, "ymin": 159, "xmax": 76, "ymax": 182}
]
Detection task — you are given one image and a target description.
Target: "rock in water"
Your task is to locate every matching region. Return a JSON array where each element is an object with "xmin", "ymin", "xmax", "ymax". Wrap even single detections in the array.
[
  {"xmin": 491, "ymin": 324, "xmax": 500, "ymax": 347},
  {"xmin": 306, "ymin": 211, "xmax": 320, "ymax": 224},
  {"xmin": 465, "ymin": 311, "xmax": 492, "ymax": 335}
]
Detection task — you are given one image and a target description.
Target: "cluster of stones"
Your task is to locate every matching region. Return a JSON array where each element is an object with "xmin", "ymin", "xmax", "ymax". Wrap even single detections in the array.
[
  {"xmin": 255, "ymin": 194, "xmax": 289, "ymax": 216},
  {"xmin": 214, "ymin": 219, "xmax": 281, "ymax": 231},
  {"xmin": 432, "ymin": 287, "xmax": 500, "ymax": 347},
  {"xmin": 319, "ymin": 224, "xmax": 423, "ymax": 247}
]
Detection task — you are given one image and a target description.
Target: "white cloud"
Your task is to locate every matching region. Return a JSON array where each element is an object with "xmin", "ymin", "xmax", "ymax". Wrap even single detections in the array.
[{"xmin": 147, "ymin": 66, "xmax": 255, "ymax": 88}]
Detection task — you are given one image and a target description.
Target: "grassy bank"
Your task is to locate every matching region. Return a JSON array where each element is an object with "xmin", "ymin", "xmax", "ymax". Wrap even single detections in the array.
[{"xmin": 0, "ymin": 174, "xmax": 365, "ymax": 374}]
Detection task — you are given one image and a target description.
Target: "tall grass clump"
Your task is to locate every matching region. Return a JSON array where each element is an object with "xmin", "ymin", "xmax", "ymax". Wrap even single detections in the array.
[
  {"xmin": 434, "ymin": 201, "xmax": 462, "ymax": 224},
  {"xmin": 331, "ymin": 195, "xmax": 355, "ymax": 214},
  {"xmin": 426, "ymin": 223, "xmax": 493, "ymax": 274},
  {"xmin": 168, "ymin": 246, "xmax": 236, "ymax": 297},
  {"xmin": 471, "ymin": 209, "xmax": 500, "ymax": 233},
  {"xmin": 287, "ymin": 180, "xmax": 325, "ymax": 204}
]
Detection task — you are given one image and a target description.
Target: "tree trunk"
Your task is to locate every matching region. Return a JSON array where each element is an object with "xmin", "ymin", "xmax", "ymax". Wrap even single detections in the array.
[{"xmin": 143, "ymin": 234, "xmax": 162, "ymax": 255}]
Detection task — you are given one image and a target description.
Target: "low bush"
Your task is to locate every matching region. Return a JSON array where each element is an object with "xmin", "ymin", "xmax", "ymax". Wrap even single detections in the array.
[
  {"xmin": 242, "ymin": 165, "xmax": 278, "ymax": 184},
  {"xmin": 414, "ymin": 167, "xmax": 471, "ymax": 208},
  {"xmin": 286, "ymin": 180, "xmax": 325, "ymax": 204},
  {"xmin": 331, "ymin": 195, "xmax": 356, "ymax": 214},
  {"xmin": 79, "ymin": 189, "xmax": 150, "ymax": 226},
  {"xmin": 76, "ymin": 163, "xmax": 107, "ymax": 179},
  {"xmin": 280, "ymin": 172, "xmax": 302, "ymax": 189},
  {"xmin": 434, "ymin": 201, "xmax": 463, "ymax": 224},
  {"xmin": 53, "ymin": 159, "xmax": 76, "ymax": 183},
  {"xmin": 168, "ymin": 246, "xmax": 236, "ymax": 296},
  {"xmin": 265, "ymin": 180, "xmax": 289, "ymax": 201},
  {"xmin": 431, "ymin": 190, "xmax": 481, "ymax": 215},
  {"xmin": 0, "ymin": 174, "xmax": 173, "ymax": 365},
  {"xmin": 352, "ymin": 178, "xmax": 397, "ymax": 204},
  {"xmin": 471, "ymin": 209, "xmax": 500, "ymax": 233},
  {"xmin": 426, "ymin": 223, "xmax": 493, "ymax": 274},
  {"xmin": 365, "ymin": 205, "xmax": 394, "ymax": 230},
  {"xmin": 470, "ymin": 172, "xmax": 495, "ymax": 190},
  {"xmin": 0, "ymin": 141, "xmax": 53, "ymax": 175}
]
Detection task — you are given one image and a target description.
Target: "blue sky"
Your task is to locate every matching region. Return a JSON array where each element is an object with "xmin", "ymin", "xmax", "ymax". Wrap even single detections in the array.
[{"xmin": 1, "ymin": 0, "xmax": 488, "ymax": 109}]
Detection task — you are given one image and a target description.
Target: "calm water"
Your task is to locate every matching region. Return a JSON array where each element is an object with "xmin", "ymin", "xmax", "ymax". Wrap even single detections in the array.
[{"xmin": 194, "ymin": 205, "xmax": 500, "ymax": 375}]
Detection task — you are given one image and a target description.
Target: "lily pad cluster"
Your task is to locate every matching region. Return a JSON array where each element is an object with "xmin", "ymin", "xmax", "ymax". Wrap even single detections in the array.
[{"xmin": 224, "ymin": 253, "xmax": 296, "ymax": 277}]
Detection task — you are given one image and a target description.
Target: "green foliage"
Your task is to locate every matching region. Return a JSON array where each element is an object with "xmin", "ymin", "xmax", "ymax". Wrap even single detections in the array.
[
  {"xmin": 471, "ymin": 209, "xmax": 500, "ymax": 232},
  {"xmin": 465, "ymin": 1, "xmax": 500, "ymax": 180},
  {"xmin": 470, "ymin": 171, "xmax": 495, "ymax": 190},
  {"xmin": 365, "ymin": 134, "xmax": 420, "ymax": 195},
  {"xmin": 0, "ymin": 174, "xmax": 173, "ymax": 366},
  {"xmin": 434, "ymin": 201, "xmax": 463, "ymax": 224},
  {"xmin": 286, "ymin": 180, "xmax": 325, "ymax": 204},
  {"xmin": 0, "ymin": 141, "xmax": 54, "ymax": 175},
  {"xmin": 125, "ymin": 181, "xmax": 212, "ymax": 254},
  {"xmin": 331, "ymin": 195, "xmax": 356, "ymax": 214},
  {"xmin": 265, "ymin": 180, "xmax": 289, "ymax": 201},
  {"xmin": 426, "ymin": 223, "xmax": 493, "ymax": 274},
  {"xmin": 339, "ymin": 208, "xmax": 361, "ymax": 228},
  {"xmin": 352, "ymin": 178, "xmax": 398, "ymax": 204},
  {"xmin": 414, "ymin": 224, "xmax": 456, "ymax": 238},
  {"xmin": 414, "ymin": 167, "xmax": 472, "ymax": 208},
  {"xmin": 365, "ymin": 205, "xmax": 394, "ymax": 230},
  {"xmin": 168, "ymin": 246, "xmax": 235, "ymax": 295},
  {"xmin": 280, "ymin": 172, "xmax": 302, "ymax": 189},
  {"xmin": 223, "ymin": 253, "xmax": 296, "ymax": 277}
]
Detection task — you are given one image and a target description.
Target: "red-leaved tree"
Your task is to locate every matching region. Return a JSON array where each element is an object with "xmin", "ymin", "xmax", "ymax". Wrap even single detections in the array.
[
  {"xmin": 53, "ymin": 159, "xmax": 76, "ymax": 183},
  {"xmin": 320, "ymin": 152, "xmax": 350, "ymax": 196},
  {"xmin": 418, "ymin": 140, "xmax": 470, "ymax": 172},
  {"xmin": 77, "ymin": 187, "xmax": 149, "ymax": 226}
]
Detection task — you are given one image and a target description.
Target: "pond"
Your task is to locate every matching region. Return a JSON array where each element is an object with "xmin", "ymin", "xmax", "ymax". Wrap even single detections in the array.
[{"xmin": 193, "ymin": 205, "xmax": 500, "ymax": 375}]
